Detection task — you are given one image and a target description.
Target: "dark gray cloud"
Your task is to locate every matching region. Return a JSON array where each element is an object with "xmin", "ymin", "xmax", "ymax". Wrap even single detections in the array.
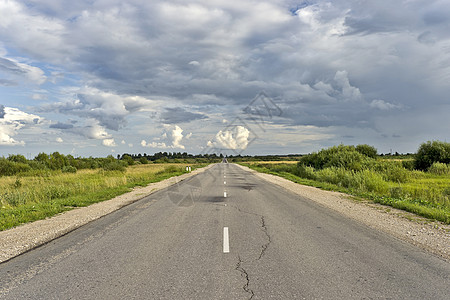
[
  {"xmin": 0, "ymin": 105, "xmax": 5, "ymax": 118},
  {"xmin": 0, "ymin": 79, "xmax": 17, "ymax": 86},
  {"xmin": 49, "ymin": 122, "xmax": 74, "ymax": 129},
  {"xmin": 161, "ymin": 107, "xmax": 207, "ymax": 124},
  {"xmin": 0, "ymin": 57, "xmax": 26, "ymax": 74}
]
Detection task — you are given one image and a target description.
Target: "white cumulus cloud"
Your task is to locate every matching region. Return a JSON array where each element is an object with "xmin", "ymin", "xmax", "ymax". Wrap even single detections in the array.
[
  {"xmin": 0, "ymin": 106, "xmax": 42, "ymax": 146},
  {"xmin": 141, "ymin": 125, "xmax": 186, "ymax": 149},
  {"xmin": 102, "ymin": 138, "xmax": 117, "ymax": 147},
  {"xmin": 370, "ymin": 99, "xmax": 401, "ymax": 110},
  {"xmin": 171, "ymin": 125, "xmax": 185, "ymax": 149},
  {"xmin": 208, "ymin": 126, "xmax": 250, "ymax": 150}
]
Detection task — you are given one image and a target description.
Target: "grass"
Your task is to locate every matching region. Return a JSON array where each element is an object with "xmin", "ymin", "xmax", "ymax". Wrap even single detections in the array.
[
  {"xmin": 0, "ymin": 163, "xmax": 207, "ymax": 231},
  {"xmin": 241, "ymin": 161, "xmax": 450, "ymax": 224}
]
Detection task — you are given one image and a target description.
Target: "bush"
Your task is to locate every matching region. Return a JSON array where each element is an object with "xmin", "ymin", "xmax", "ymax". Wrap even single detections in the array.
[
  {"xmin": 62, "ymin": 166, "xmax": 77, "ymax": 173},
  {"xmin": 122, "ymin": 154, "xmax": 135, "ymax": 166},
  {"xmin": 428, "ymin": 162, "xmax": 450, "ymax": 175},
  {"xmin": 299, "ymin": 145, "xmax": 375, "ymax": 171},
  {"xmin": 356, "ymin": 144, "xmax": 378, "ymax": 158},
  {"xmin": 139, "ymin": 157, "xmax": 149, "ymax": 164},
  {"xmin": 0, "ymin": 158, "xmax": 31, "ymax": 176},
  {"xmin": 373, "ymin": 161, "xmax": 410, "ymax": 183},
  {"xmin": 7, "ymin": 154, "xmax": 28, "ymax": 164},
  {"xmin": 295, "ymin": 164, "xmax": 316, "ymax": 180},
  {"xmin": 415, "ymin": 140, "xmax": 450, "ymax": 171},
  {"xmin": 102, "ymin": 161, "xmax": 127, "ymax": 172},
  {"xmin": 402, "ymin": 160, "xmax": 415, "ymax": 170}
]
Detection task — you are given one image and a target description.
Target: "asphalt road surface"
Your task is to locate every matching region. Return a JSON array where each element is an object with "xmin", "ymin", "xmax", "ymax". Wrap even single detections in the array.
[{"xmin": 0, "ymin": 163, "xmax": 449, "ymax": 299}]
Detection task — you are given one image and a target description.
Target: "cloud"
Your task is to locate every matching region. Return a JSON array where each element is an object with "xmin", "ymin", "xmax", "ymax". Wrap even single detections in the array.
[
  {"xmin": 0, "ymin": 79, "xmax": 17, "ymax": 86},
  {"xmin": 141, "ymin": 124, "xmax": 186, "ymax": 149},
  {"xmin": 160, "ymin": 107, "xmax": 207, "ymax": 124},
  {"xmin": 56, "ymin": 137, "xmax": 63, "ymax": 143},
  {"xmin": 82, "ymin": 120, "xmax": 110, "ymax": 140},
  {"xmin": 49, "ymin": 122, "xmax": 74, "ymax": 129},
  {"xmin": 171, "ymin": 125, "xmax": 185, "ymax": 149},
  {"xmin": 0, "ymin": 56, "xmax": 47, "ymax": 85},
  {"xmin": 141, "ymin": 140, "xmax": 168, "ymax": 149},
  {"xmin": 0, "ymin": 131, "xmax": 24, "ymax": 146},
  {"xmin": 0, "ymin": 0, "xmax": 449, "ymax": 154},
  {"xmin": 370, "ymin": 99, "xmax": 401, "ymax": 111},
  {"xmin": 40, "ymin": 87, "xmax": 155, "ymax": 131},
  {"xmin": 102, "ymin": 138, "xmax": 117, "ymax": 147},
  {"xmin": 208, "ymin": 125, "xmax": 250, "ymax": 150},
  {"xmin": 0, "ymin": 106, "xmax": 42, "ymax": 145},
  {"xmin": 32, "ymin": 93, "xmax": 48, "ymax": 100}
]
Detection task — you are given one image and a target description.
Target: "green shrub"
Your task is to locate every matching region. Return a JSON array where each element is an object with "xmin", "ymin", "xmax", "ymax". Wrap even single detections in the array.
[
  {"xmin": 356, "ymin": 144, "xmax": 378, "ymax": 158},
  {"xmin": 62, "ymin": 166, "xmax": 77, "ymax": 173},
  {"xmin": 384, "ymin": 165, "xmax": 410, "ymax": 183},
  {"xmin": 139, "ymin": 157, "xmax": 149, "ymax": 164},
  {"xmin": 358, "ymin": 170, "xmax": 388, "ymax": 193},
  {"xmin": 300, "ymin": 145, "xmax": 375, "ymax": 171},
  {"xmin": 0, "ymin": 158, "xmax": 31, "ymax": 176},
  {"xmin": 7, "ymin": 154, "xmax": 28, "ymax": 164},
  {"xmin": 402, "ymin": 160, "xmax": 415, "ymax": 170},
  {"xmin": 372, "ymin": 161, "xmax": 410, "ymax": 183},
  {"xmin": 102, "ymin": 161, "xmax": 127, "ymax": 172},
  {"xmin": 415, "ymin": 140, "xmax": 450, "ymax": 170},
  {"xmin": 295, "ymin": 164, "xmax": 316, "ymax": 180},
  {"xmin": 122, "ymin": 154, "xmax": 135, "ymax": 166},
  {"xmin": 428, "ymin": 162, "xmax": 450, "ymax": 175}
]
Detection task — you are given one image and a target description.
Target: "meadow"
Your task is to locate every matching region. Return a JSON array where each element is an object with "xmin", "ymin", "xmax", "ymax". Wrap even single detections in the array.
[
  {"xmin": 0, "ymin": 163, "xmax": 204, "ymax": 231},
  {"xmin": 239, "ymin": 144, "xmax": 450, "ymax": 224}
]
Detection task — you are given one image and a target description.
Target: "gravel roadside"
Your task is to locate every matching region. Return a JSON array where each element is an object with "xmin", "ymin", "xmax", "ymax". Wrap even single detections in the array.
[{"xmin": 236, "ymin": 164, "xmax": 449, "ymax": 261}]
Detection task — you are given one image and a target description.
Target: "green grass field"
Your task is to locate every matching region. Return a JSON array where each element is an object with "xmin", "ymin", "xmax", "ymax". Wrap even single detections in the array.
[
  {"xmin": 0, "ymin": 163, "xmax": 205, "ymax": 231},
  {"xmin": 242, "ymin": 161, "xmax": 450, "ymax": 224}
]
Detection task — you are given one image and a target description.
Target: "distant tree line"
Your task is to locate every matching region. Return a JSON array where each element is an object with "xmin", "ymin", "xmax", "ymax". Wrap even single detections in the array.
[
  {"xmin": 117, "ymin": 152, "xmax": 223, "ymax": 164},
  {"xmin": 1, "ymin": 141, "xmax": 448, "ymax": 177},
  {"xmin": 117, "ymin": 152, "xmax": 304, "ymax": 163},
  {"xmin": 0, "ymin": 152, "xmax": 129, "ymax": 176}
]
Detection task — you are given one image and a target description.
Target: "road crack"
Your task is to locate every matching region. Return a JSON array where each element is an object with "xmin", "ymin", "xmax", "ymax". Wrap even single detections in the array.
[
  {"xmin": 236, "ymin": 255, "xmax": 255, "ymax": 300},
  {"xmin": 228, "ymin": 204, "xmax": 272, "ymax": 299},
  {"xmin": 228, "ymin": 204, "xmax": 272, "ymax": 261},
  {"xmin": 258, "ymin": 216, "xmax": 271, "ymax": 260}
]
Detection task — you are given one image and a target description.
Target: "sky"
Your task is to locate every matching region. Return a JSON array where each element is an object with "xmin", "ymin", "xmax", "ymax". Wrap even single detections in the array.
[{"xmin": 0, "ymin": 0, "xmax": 449, "ymax": 157}]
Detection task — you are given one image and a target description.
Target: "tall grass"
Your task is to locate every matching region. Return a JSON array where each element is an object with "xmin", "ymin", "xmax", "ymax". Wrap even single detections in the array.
[
  {"xmin": 0, "ymin": 164, "xmax": 203, "ymax": 231},
  {"xmin": 244, "ymin": 161, "xmax": 450, "ymax": 224}
]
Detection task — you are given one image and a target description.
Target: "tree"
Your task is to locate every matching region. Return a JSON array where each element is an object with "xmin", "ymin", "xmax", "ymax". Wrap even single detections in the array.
[
  {"xmin": 139, "ymin": 157, "xmax": 149, "ymax": 164},
  {"xmin": 355, "ymin": 144, "xmax": 378, "ymax": 158},
  {"xmin": 49, "ymin": 152, "xmax": 68, "ymax": 170},
  {"xmin": 122, "ymin": 154, "xmax": 135, "ymax": 166},
  {"xmin": 415, "ymin": 140, "xmax": 450, "ymax": 171},
  {"xmin": 7, "ymin": 154, "xmax": 27, "ymax": 164}
]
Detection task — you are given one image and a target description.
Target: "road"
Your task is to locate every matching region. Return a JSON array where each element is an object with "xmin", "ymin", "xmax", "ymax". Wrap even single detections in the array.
[{"xmin": 0, "ymin": 163, "xmax": 449, "ymax": 299}]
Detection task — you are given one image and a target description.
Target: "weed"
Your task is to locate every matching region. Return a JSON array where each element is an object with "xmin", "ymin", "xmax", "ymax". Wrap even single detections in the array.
[
  {"xmin": 0, "ymin": 163, "xmax": 205, "ymax": 231},
  {"xmin": 241, "ymin": 159, "xmax": 450, "ymax": 224}
]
